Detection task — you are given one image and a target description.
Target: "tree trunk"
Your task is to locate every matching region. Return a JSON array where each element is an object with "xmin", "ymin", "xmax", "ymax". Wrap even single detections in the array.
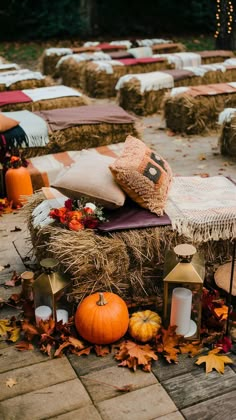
[{"xmin": 79, "ymin": 0, "xmax": 98, "ymax": 36}]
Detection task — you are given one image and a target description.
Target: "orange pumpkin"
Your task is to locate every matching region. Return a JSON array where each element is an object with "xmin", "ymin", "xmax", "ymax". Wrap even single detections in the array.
[
  {"xmin": 5, "ymin": 166, "xmax": 33, "ymax": 208},
  {"xmin": 75, "ymin": 292, "xmax": 129, "ymax": 344}
]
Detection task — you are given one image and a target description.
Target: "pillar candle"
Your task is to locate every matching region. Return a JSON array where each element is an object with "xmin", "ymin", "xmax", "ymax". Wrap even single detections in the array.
[
  {"xmin": 170, "ymin": 287, "xmax": 192, "ymax": 335},
  {"xmin": 35, "ymin": 305, "xmax": 52, "ymax": 325},
  {"xmin": 56, "ymin": 309, "xmax": 69, "ymax": 324}
]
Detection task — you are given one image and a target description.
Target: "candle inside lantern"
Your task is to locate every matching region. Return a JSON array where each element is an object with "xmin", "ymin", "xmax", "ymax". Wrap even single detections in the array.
[
  {"xmin": 170, "ymin": 287, "xmax": 192, "ymax": 335},
  {"xmin": 56, "ymin": 309, "xmax": 69, "ymax": 324},
  {"xmin": 35, "ymin": 305, "xmax": 52, "ymax": 325}
]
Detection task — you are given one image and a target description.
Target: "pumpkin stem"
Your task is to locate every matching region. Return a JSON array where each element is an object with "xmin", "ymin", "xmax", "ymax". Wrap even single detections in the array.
[{"xmin": 97, "ymin": 293, "xmax": 107, "ymax": 306}]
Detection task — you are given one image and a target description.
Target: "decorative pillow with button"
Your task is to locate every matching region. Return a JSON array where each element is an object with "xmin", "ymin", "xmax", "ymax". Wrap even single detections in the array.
[{"xmin": 109, "ymin": 135, "xmax": 172, "ymax": 215}]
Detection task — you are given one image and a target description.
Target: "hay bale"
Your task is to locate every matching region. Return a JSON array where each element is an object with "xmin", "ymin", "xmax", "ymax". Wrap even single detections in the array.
[
  {"xmin": 26, "ymin": 192, "xmax": 234, "ymax": 302},
  {"xmin": 0, "ymin": 76, "xmax": 53, "ymax": 92},
  {"xmin": 152, "ymin": 42, "xmax": 186, "ymax": 54},
  {"xmin": 117, "ymin": 67, "xmax": 236, "ymax": 116},
  {"xmin": 0, "ymin": 94, "xmax": 90, "ymax": 112},
  {"xmin": 59, "ymin": 58, "xmax": 88, "ymax": 89},
  {"xmin": 200, "ymin": 50, "xmax": 234, "ymax": 64},
  {"xmin": 20, "ymin": 120, "xmax": 141, "ymax": 159},
  {"xmin": 163, "ymin": 85, "xmax": 236, "ymax": 135},
  {"xmin": 83, "ymin": 59, "xmax": 174, "ymax": 98},
  {"xmin": 219, "ymin": 114, "xmax": 236, "ymax": 157}
]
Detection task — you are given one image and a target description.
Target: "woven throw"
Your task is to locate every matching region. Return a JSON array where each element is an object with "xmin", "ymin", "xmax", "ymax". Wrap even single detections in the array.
[
  {"xmin": 165, "ymin": 176, "xmax": 236, "ymax": 242},
  {"xmin": 22, "ymin": 85, "xmax": 82, "ymax": 102},
  {"xmin": 3, "ymin": 110, "xmax": 49, "ymax": 147},
  {"xmin": 115, "ymin": 71, "xmax": 174, "ymax": 93}
]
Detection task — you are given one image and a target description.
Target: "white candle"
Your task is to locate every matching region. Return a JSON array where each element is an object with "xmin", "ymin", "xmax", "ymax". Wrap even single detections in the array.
[
  {"xmin": 56, "ymin": 309, "xmax": 69, "ymax": 324},
  {"xmin": 35, "ymin": 305, "xmax": 52, "ymax": 325},
  {"xmin": 170, "ymin": 287, "xmax": 192, "ymax": 335}
]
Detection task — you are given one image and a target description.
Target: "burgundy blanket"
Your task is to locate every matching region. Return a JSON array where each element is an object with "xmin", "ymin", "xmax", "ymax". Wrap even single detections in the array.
[
  {"xmin": 34, "ymin": 104, "xmax": 136, "ymax": 132},
  {"xmin": 163, "ymin": 69, "xmax": 194, "ymax": 81},
  {"xmin": 98, "ymin": 199, "xmax": 171, "ymax": 232},
  {"xmin": 118, "ymin": 57, "xmax": 167, "ymax": 66},
  {"xmin": 0, "ymin": 90, "xmax": 32, "ymax": 107}
]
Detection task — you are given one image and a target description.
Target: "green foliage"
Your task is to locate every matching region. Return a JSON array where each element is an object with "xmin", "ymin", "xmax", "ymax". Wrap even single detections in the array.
[{"xmin": 0, "ymin": 0, "xmax": 217, "ymax": 41}]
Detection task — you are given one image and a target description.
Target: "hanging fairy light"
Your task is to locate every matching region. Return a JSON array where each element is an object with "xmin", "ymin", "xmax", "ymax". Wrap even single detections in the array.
[{"xmin": 214, "ymin": 0, "xmax": 234, "ymax": 38}]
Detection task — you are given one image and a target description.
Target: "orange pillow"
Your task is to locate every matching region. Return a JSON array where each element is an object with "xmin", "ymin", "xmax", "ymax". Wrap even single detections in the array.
[
  {"xmin": 109, "ymin": 135, "xmax": 172, "ymax": 215},
  {"xmin": 0, "ymin": 113, "xmax": 19, "ymax": 132}
]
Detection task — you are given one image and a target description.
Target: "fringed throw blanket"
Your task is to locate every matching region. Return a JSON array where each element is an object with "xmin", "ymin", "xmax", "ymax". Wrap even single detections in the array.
[
  {"xmin": 2, "ymin": 110, "xmax": 49, "ymax": 147},
  {"xmin": 165, "ymin": 176, "xmax": 236, "ymax": 242}
]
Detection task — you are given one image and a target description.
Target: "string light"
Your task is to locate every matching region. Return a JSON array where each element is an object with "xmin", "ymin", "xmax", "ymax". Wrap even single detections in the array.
[{"xmin": 214, "ymin": 0, "xmax": 234, "ymax": 38}]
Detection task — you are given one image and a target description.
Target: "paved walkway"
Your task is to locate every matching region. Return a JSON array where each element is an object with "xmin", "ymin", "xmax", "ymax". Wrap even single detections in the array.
[{"xmin": 0, "ymin": 118, "xmax": 236, "ymax": 419}]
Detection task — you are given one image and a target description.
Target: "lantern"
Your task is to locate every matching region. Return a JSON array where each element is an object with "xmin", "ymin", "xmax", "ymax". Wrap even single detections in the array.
[
  {"xmin": 163, "ymin": 244, "xmax": 205, "ymax": 340},
  {"xmin": 33, "ymin": 258, "xmax": 71, "ymax": 325}
]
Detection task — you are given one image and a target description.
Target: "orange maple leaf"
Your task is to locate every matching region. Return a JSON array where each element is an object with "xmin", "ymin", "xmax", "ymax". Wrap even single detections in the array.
[
  {"xmin": 195, "ymin": 348, "xmax": 233, "ymax": 374},
  {"xmin": 15, "ymin": 341, "xmax": 34, "ymax": 351},
  {"xmin": 156, "ymin": 325, "xmax": 183, "ymax": 363},
  {"xmin": 179, "ymin": 342, "xmax": 203, "ymax": 357},
  {"xmin": 213, "ymin": 305, "xmax": 229, "ymax": 321},
  {"xmin": 73, "ymin": 346, "xmax": 93, "ymax": 356},
  {"xmin": 115, "ymin": 340, "xmax": 157, "ymax": 371},
  {"xmin": 94, "ymin": 345, "xmax": 110, "ymax": 357}
]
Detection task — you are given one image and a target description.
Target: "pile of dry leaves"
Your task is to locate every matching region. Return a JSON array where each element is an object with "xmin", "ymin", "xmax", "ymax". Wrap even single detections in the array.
[{"xmin": 0, "ymin": 284, "xmax": 235, "ymax": 375}]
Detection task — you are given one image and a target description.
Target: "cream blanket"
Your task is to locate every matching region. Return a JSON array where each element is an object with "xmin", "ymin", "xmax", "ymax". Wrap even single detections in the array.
[
  {"xmin": 137, "ymin": 38, "xmax": 172, "ymax": 46},
  {"xmin": 115, "ymin": 71, "xmax": 174, "ymax": 93},
  {"xmin": 183, "ymin": 63, "xmax": 226, "ymax": 77},
  {"xmin": 3, "ymin": 110, "xmax": 49, "ymax": 147},
  {"xmin": 93, "ymin": 60, "xmax": 124, "ymax": 74},
  {"xmin": 224, "ymin": 58, "xmax": 236, "ymax": 66},
  {"xmin": 45, "ymin": 48, "xmax": 73, "ymax": 56},
  {"xmin": 0, "ymin": 69, "xmax": 44, "ymax": 87},
  {"xmin": 22, "ymin": 85, "xmax": 82, "ymax": 102},
  {"xmin": 0, "ymin": 63, "xmax": 20, "ymax": 71},
  {"xmin": 218, "ymin": 108, "xmax": 236, "ymax": 124},
  {"xmin": 165, "ymin": 176, "xmax": 236, "ymax": 242},
  {"xmin": 56, "ymin": 52, "xmax": 111, "ymax": 68},
  {"xmin": 128, "ymin": 46, "xmax": 153, "ymax": 58},
  {"xmin": 154, "ymin": 52, "xmax": 201, "ymax": 69}
]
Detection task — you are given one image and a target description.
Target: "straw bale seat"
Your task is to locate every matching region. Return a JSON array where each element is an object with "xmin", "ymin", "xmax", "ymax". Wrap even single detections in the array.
[
  {"xmin": 26, "ymin": 181, "xmax": 234, "ymax": 302},
  {"xmin": 218, "ymin": 108, "xmax": 236, "ymax": 157},
  {"xmin": 0, "ymin": 85, "xmax": 90, "ymax": 112},
  {"xmin": 117, "ymin": 64, "xmax": 236, "ymax": 116},
  {"xmin": 82, "ymin": 57, "xmax": 174, "ymax": 98},
  {"xmin": 0, "ymin": 69, "xmax": 52, "ymax": 91},
  {"xmin": 199, "ymin": 50, "xmax": 234, "ymax": 64},
  {"xmin": 151, "ymin": 42, "xmax": 185, "ymax": 54},
  {"xmin": 1, "ymin": 105, "xmax": 140, "ymax": 159},
  {"xmin": 163, "ymin": 82, "xmax": 236, "ymax": 135}
]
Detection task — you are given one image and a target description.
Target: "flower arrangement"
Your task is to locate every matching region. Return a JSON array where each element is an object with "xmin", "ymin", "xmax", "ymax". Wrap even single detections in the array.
[
  {"xmin": 2, "ymin": 153, "xmax": 28, "ymax": 169},
  {"xmin": 49, "ymin": 198, "xmax": 106, "ymax": 231}
]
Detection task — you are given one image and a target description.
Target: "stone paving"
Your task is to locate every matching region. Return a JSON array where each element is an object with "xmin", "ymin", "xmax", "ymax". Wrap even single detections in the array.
[{"xmin": 0, "ymin": 116, "xmax": 236, "ymax": 419}]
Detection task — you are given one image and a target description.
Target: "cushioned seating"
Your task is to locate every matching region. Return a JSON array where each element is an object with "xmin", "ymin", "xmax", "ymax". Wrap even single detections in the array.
[
  {"xmin": 0, "ymin": 105, "xmax": 140, "ymax": 159},
  {"xmin": 116, "ymin": 64, "xmax": 236, "ymax": 115},
  {"xmin": 0, "ymin": 69, "xmax": 52, "ymax": 91},
  {"xmin": 163, "ymin": 82, "xmax": 236, "ymax": 134},
  {"xmin": 0, "ymin": 85, "xmax": 90, "ymax": 112}
]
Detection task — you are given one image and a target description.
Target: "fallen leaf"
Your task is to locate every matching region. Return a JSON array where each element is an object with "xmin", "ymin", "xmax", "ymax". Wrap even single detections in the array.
[
  {"xmin": 0, "ymin": 319, "xmax": 13, "ymax": 338},
  {"xmin": 8, "ymin": 327, "xmax": 21, "ymax": 343},
  {"xmin": 195, "ymin": 348, "xmax": 233, "ymax": 373},
  {"xmin": 214, "ymin": 305, "xmax": 229, "ymax": 321},
  {"xmin": 94, "ymin": 345, "xmax": 110, "ymax": 357},
  {"xmin": 21, "ymin": 321, "xmax": 39, "ymax": 339},
  {"xmin": 198, "ymin": 154, "xmax": 206, "ymax": 161},
  {"xmin": 73, "ymin": 346, "xmax": 93, "ymax": 356},
  {"xmin": 68, "ymin": 336, "xmax": 85, "ymax": 350},
  {"xmin": 6, "ymin": 378, "xmax": 17, "ymax": 388},
  {"xmin": 10, "ymin": 226, "xmax": 21, "ymax": 232},
  {"xmin": 156, "ymin": 326, "xmax": 183, "ymax": 363},
  {"xmin": 4, "ymin": 271, "xmax": 21, "ymax": 287},
  {"xmin": 115, "ymin": 340, "xmax": 157, "ymax": 371},
  {"xmin": 166, "ymin": 130, "xmax": 176, "ymax": 137},
  {"xmin": 41, "ymin": 343, "xmax": 53, "ymax": 357},
  {"xmin": 0, "ymin": 265, "xmax": 5, "ymax": 271},
  {"xmin": 54, "ymin": 341, "xmax": 71, "ymax": 357},
  {"xmin": 15, "ymin": 341, "xmax": 34, "ymax": 351},
  {"xmin": 179, "ymin": 342, "xmax": 202, "ymax": 357}
]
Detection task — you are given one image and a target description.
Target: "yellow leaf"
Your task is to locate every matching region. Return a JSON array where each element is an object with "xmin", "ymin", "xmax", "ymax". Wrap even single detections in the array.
[
  {"xmin": 8, "ymin": 327, "xmax": 21, "ymax": 343},
  {"xmin": 214, "ymin": 305, "xmax": 228, "ymax": 321},
  {"xmin": 195, "ymin": 348, "xmax": 233, "ymax": 374},
  {"xmin": 6, "ymin": 378, "xmax": 17, "ymax": 388},
  {"xmin": 0, "ymin": 319, "xmax": 12, "ymax": 337}
]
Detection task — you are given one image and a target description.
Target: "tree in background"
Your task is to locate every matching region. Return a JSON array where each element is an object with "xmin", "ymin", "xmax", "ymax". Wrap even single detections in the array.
[{"xmin": 215, "ymin": 0, "xmax": 236, "ymax": 49}]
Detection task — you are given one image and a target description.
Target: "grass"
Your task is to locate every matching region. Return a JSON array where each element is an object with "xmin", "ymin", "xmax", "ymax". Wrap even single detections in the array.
[{"xmin": 0, "ymin": 35, "xmax": 216, "ymax": 70}]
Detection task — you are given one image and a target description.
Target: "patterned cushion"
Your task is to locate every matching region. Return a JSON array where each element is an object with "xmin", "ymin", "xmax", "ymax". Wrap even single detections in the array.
[{"xmin": 109, "ymin": 135, "xmax": 172, "ymax": 215}]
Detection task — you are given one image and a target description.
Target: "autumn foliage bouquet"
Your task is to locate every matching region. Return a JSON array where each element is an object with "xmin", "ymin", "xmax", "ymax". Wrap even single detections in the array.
[{"xmin": 49, "ymin": 198, "xmax": 106, "ymax": 231}]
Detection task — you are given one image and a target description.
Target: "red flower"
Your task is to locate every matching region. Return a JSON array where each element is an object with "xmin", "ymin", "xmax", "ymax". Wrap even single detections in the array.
[
  {"xmin": 64, "ymin": 199, "xmax": 73, "ymax": 211},
  {"xmin": 83, "ymin": 216, "xmax": 99, "ymax": 229},
  {"xmin": 84, "ymin": 207, "xmax": 94, "ymax": 215}
]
